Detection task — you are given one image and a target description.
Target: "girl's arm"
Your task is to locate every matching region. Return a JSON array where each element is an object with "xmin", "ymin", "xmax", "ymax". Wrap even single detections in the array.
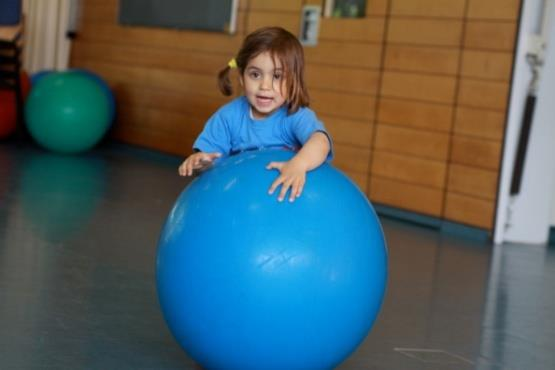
[
  {"xmin": 266, "ymin": 131, "xmax": 331, "ymax": 202},
  {"xmin": 291, "ymin": 131, "xmax": 331, "ymax": 171}
]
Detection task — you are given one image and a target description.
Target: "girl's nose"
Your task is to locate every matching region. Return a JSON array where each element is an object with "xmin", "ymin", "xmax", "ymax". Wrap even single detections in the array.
[{"xmin": 260, "ymin": 75, "xmax": 273, "ymax": 90}]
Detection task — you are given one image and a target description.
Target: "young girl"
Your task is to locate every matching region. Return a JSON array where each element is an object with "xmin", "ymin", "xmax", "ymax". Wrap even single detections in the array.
[{"xmin": 178, "ymin": 26, "xmax": 332, "ymax": 202}]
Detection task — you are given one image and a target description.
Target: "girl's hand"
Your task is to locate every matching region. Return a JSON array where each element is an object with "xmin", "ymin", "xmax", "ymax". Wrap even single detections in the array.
[
  {"xmin": 178, "ymin": 152, "xmax": 222, "ymax": 176},
  {"xmin": 266, "ymin": 159, "xmax": 308, "ymax": 202}
]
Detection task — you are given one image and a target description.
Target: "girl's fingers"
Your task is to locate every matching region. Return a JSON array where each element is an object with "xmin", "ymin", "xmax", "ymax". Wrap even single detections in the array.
[
  {"xmin": 266, "ymin": 161, "xmax": 284, "ymax": 170},
  {"xmin": 198, "ymin": 152, "xmax": 221, "ymax": 167},
  {"xmin": 289, "ymin": 183, "xmax": 297, "ymax": 202},
  {"xmin": 268, "ymin": 176, "xmax": 284, "ymax": 195},
  {"xmin": 206, "ymin": 152, "xmax": 222, "ymax": 160},
  {"xmin": 278, "ymin": 179, "xmax": 293, "ymax": 202},
  {"xmin": 199, "ymin": 155, "xmax": 213, "ymax": 164},
  {"xmin": 269, "ymin": 175, "xmax": 306, "ymax": 202},
  {"xmin": 290, "ymin": 180, "xmax": 302, "ymax": 202},
  {"xmin": 189, "ymin": 159, "xmax": 199, "ymax": 176},
  {"xmin": 296, "ymin": 182, "xmax": 304, "ymax": 198},
  {"xmin": 179, "ymin": 152, "xmax": 221, "ymax": 177},
  {"xmin": 193, "ymin": 157, "xmax": 202, "ymax": 168},
  {"xmin": 289, "ymin": 179, "xmax": 304, "ymax": 202},
  {"xmin": 180, "ymin": 162, "xmax": 191, "ymax": 176}
]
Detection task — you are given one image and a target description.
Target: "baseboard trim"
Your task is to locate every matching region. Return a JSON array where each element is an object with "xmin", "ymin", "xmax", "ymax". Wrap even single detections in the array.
[
  {"xmin": 373, "ymin": 204, "xmax": 441, "ymax": 229},
  {"xmin": 373, "ymin": 203, "xmax": 491, "ymax": 243}
]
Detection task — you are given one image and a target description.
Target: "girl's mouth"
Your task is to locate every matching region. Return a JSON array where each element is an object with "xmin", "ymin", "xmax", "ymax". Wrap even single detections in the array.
[{"xmin": 256, "ymin": 96, "xmax": 273, "ymax": 106}]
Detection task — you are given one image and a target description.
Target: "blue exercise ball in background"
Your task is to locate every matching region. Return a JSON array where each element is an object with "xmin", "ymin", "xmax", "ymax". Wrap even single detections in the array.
[
  {"xmin": 30, "ymin": 70, "xmax": 53, "ymax": 86},
  {"xmin": 25, "ymin": 71, "xmax": 111, "ymax": 154},
  {"xmin": 156, "ymin": 149, "xmax": 388, "ymax": 370},
  {"xmin": 71, "ymin": 68, "xmax": 116, "ymax": 125}
]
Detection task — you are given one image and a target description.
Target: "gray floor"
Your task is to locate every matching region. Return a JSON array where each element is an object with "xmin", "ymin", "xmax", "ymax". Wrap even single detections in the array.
[{"xmin": 0, "ymin": 142, "xmax": 554, "ymax": 370}]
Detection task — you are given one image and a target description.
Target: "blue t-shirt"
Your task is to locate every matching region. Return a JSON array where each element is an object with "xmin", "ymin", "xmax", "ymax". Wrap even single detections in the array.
[{"xmin": 193, "ymin": 96, "xmax": 333, "ymax": 159}]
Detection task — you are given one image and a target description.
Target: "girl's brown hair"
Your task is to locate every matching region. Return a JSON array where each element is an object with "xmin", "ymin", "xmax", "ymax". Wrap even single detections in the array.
[{"xmin": 218, "ymin": 26, "xmax": 309, "ymax": 114}]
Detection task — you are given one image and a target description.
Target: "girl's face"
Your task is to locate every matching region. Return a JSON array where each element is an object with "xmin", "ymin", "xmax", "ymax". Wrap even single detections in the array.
[{"xmin": 240, "ymin": 51, "xmax": 287, "ymax": 119}]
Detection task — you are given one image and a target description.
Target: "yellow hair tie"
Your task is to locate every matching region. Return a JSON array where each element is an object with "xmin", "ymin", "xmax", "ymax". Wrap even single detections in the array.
[{"xmin": 228, "ymin": 58, "xmax": 237, "ymax": 69}]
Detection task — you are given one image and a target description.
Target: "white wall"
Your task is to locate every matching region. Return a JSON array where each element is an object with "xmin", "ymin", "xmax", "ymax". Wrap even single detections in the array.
[
  {"xmin": 551, "ymin": 192, "xmax": 555, "ymax": 226},
  {"xmin": 495, "ymin": 0, "xmax": 555, "ymax": 244}
]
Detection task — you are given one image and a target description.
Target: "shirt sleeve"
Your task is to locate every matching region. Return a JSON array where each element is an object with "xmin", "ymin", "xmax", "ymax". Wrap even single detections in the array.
[
  {"xmin": 291, "ymin": 109, "xmax": 334, "ymax": 161},
  {"xmin": 192, "ymin": 111, "xmax": 231, "ymax": 155}
]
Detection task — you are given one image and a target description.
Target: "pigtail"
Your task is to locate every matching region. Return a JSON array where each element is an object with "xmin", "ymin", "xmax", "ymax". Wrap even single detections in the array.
[{"xmin": 217, "ymin": 66, "xmax": 233, "ymax": 96}]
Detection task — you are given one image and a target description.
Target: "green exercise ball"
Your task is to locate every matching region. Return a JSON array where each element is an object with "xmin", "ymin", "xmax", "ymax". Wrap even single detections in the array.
[{"xmin": 25, "ymin": 71, "xmax": 111, "ymax": 154}]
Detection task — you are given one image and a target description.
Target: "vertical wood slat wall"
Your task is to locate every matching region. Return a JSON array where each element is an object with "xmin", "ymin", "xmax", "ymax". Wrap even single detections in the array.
[
  {"xmin": 370, "ymin": 0, "xmax": 520, "ymax": 229},
  {"xmin": 446, "ymin": 0, "xmax": 519, "ymax": 228},
  {"xmin": 70, "ymin": 0, "xmax": 521, "ymax": 230},
  {"xmin": 71, "ymin": 0, "xmax": 249, "ymax": 155}
]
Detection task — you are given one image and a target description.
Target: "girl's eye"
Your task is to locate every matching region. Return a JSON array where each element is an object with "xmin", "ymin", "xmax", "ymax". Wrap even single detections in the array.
[
  {"xmin": 250, "ymin": 71, "xmax": 260, "ymax": 79},
  {"xmin": 273, "ymin": 73, "xmax": 282, "ymax": 80}
]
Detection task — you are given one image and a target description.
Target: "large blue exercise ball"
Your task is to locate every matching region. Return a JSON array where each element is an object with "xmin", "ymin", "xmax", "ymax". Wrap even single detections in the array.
[{"xmin": 156, "ymin": 149, "xmax": 388, "ymax": 370}]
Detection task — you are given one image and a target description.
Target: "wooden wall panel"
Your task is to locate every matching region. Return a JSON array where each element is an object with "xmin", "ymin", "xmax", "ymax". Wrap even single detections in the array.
[
  {"xmin": 370, "ymin": 0, "xmax": 457, "ymax": 222},
  {"xmin": 370, "ymin": 0, "xmax": 519, "ymax": 229},
  {"xmin": 370, "ymin": 177, "xmax": 444, "ymax": 216},
  {"xmin": 319, "ymin": 18, "xmax": 384, "ymax": 42},
  {"xmin": 467, "ymin": 0, "xmax": 521, "ymax": 20},
  {"xmin": 78, "ymin": 21, "xmax": 246, "ymax": 54},
  {"xmin": 348, "ymin": 171, "xmax": 369, "ymax": 193},
  {"xmin": 365, "ymin": 0, "xmax": 389, "ymax": 16},
  {"xmin": 304, "ymin": 42, "xmax": 382, "ymax": 68},
  {"xmin": 71, "ymin": 41, "xmax": 229, "ymax": 75},
  {"xmin": 70, "ymin": 60, "xmax": 224, "ymax": 99},
  {"xmin": 387, "ymin": 19, "xmax": 463, "ymax": 46},
  {"xmin": 374, "ymin": 125, "xmax": 449, "ymax": 161},
  {"xmin": 451, "ymin": 136, "xmax": 502, "ymax": 171},
  {"xmin": 113, "ymin": 88, "xmax": 226, "ymax": 118},
  {"xmin": 443, "ymin": 0, "xmax": 520, "ymax": 228},
  {"xmin": 305, "ymin": 65, "xmax": 379, "ymax": 95},
  {"xmin": 464, "ymin": 21, "xmax": 517, "ymax": 51},
  {"xmin": 322, "ymin": 116, "xmax": 373, "ymax": 148},
  {"xmin": 249, "ymin": 0, "xmax": 302, "ymax": 12},
  {"xmin": 331, "ymin": 144, "xmax": 372, "ymax": 196},
  {"xmin": 333, "ymin": 145, "xmax": 371, "ymax": 174},
  {"xmin": 454, "ymin": 107, "xmax": 505, "ymax": 140},
  {"xmin": 458, "ymin": 79, "xmax": 510, "ymax": 109},
  {"xmin": 72, "ymin": 0, "xmax": 522, "ymax": 231},
  {"xmin": 461, "ymin": 50, "xmax": 514, "ymax": 80},
  {"xmin": 384, "ymin": 45, "xmax": 460, "ymax": 75},
  {"xmin": 80, "ymin": 1, "xmax": 118, "ymax": 22},
  {"xmin": 378, "ymin": 98, "xmax": 453, "ymax": 132},
  {"xmin": 111, "ymin": 125, "xmax": 191, "ymax": 155},
  {"xmin": 447, "ymin": 164, "xmax": 498, "ymax": 200},
  {"xmin": 444, "ymin": 193, "xmax": 496, "ymax": 229},
  {"xmin": 374, "ymin": 2, "xmax": 456, "ymax": 223},
  {"xmin": 311, "ymin": 91, "xmax": 375, "ymax": 121},
  {"xmin": 381, "ymin": 72, "xmax": 457, "ymax": 103},
  {"xmin": 247, "ymin": 12, "xmax": 300, "ymax": 34},
  {"xmin": 371, "ymin": 152, "xmax": 446, "ymax": 188},
  {"xmin": 390, "ymin": 0, "xmax": 466, "ymax": 17},
  {"xmin": 116, "ymin": 106, "xmax": 206, "ymax": 139}
]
